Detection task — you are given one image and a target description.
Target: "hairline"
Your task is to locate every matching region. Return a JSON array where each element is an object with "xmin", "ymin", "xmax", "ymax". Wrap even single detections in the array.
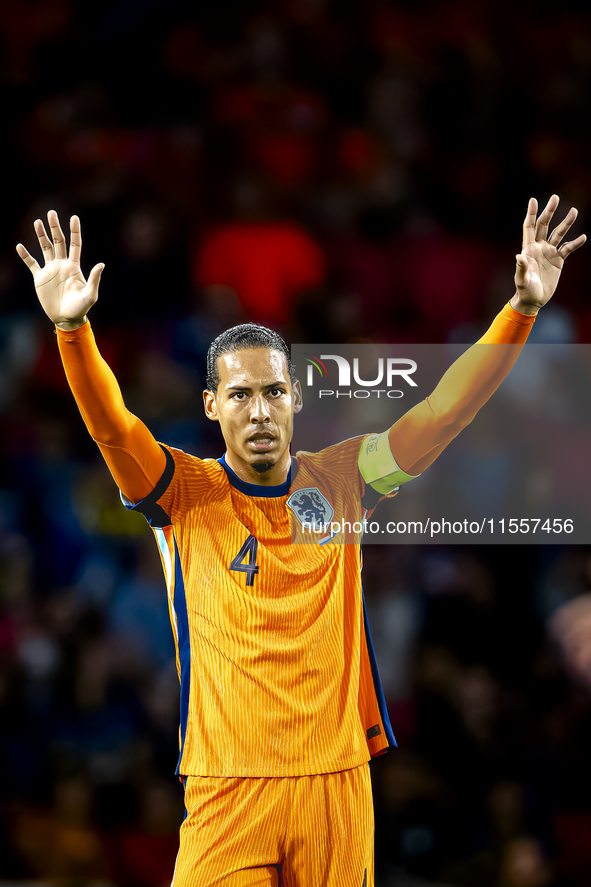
[{"xmin": 208, "ymin": 345, "xmax": 296, "ymax": 396}]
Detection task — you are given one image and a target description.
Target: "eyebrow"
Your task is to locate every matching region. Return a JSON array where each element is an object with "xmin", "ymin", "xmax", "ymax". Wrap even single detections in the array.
[{"xmin": 224, "ymin": 381, "xmax": 288, "ymax": 392}]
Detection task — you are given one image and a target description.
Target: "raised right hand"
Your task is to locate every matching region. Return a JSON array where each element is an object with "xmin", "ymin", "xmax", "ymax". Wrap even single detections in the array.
[{"xmin": 16, "ymin": 210, "xmax": 104, "ymax": 329}]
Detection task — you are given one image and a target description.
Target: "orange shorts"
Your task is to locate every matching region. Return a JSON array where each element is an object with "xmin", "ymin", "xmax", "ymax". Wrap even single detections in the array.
[{"xmin": 171, "ymin": 764, "xmax": 373, "ymax": 887}]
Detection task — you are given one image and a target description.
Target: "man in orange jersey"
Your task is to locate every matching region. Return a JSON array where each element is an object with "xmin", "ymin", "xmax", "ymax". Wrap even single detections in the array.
[{"xmin": 17, "ymin": 197, "xmax": 585, "ymax": 887}]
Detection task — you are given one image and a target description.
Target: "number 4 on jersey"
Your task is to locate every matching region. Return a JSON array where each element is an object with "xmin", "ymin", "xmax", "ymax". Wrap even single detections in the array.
[{"xmin": 230, "ymin": 535, "xmax": 259, "ymax": 586}]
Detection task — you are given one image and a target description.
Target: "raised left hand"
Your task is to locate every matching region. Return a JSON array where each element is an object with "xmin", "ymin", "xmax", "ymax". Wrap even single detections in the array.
[{"xmin": 511, "ymin": 195, "xmax": 586, "ymax": 315}]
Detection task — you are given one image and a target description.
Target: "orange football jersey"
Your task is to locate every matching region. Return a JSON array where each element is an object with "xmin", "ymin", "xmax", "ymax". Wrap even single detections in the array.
[{"xmin": 123, "ymin": 435, "xmax": 395, "ymax": 777}]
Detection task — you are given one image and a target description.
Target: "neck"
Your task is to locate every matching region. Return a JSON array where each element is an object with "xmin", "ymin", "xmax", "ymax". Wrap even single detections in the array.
[{"xmin": 223, "ymin": 450, "xmax": 291, "ymax": 486}]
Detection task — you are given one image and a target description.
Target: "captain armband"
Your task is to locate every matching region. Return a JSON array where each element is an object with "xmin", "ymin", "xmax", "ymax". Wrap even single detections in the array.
[{"xmin": 358, "ymin": 430, "xmax": 420, "ymax": 495}]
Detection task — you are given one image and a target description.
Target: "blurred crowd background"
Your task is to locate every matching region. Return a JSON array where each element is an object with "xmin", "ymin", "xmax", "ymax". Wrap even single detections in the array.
[{"xmin": 2, "ymin": 1, "xmax": 591, "ymax": 885}]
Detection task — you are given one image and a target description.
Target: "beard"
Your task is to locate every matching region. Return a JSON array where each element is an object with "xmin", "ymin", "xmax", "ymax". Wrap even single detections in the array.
[{"xmin": 252, "ymin": 460, "xmax": 276, "ymax": 474}]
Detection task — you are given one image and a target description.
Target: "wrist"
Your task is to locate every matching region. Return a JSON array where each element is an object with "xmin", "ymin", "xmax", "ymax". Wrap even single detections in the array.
[
  {"xmin": 54, "ymin": 316, "xmax": 88, "ymax": 331},
  {"xmin": 510, "ymin": 293, "xmax": 539, "ymax": 316}
]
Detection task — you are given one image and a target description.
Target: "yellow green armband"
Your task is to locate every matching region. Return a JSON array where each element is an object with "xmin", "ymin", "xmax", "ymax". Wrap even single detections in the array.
[{"xmin": 358, "ymin": 430, "xmax": 420, "ymax": 495}]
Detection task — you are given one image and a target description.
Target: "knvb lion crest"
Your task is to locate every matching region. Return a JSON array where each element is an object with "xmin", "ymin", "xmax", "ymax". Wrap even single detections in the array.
[{"xmin": 287, "ymin": 487, "xmax": 334, "ymax": 531}]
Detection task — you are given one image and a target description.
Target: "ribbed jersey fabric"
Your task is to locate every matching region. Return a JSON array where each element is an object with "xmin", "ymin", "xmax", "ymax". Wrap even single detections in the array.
[{"xmin": 124, "ymin": 435, "xmax": 395, "ymax": 777}]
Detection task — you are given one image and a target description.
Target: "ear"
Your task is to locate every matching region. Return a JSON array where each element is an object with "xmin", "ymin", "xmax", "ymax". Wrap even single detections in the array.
[
  {"xmin": 203, "ymin": 389, "xmax": 219, "ymax": 422},
  {"xmin": 293, "ymin": 379, "xmax": 303, "ymax": 413}
]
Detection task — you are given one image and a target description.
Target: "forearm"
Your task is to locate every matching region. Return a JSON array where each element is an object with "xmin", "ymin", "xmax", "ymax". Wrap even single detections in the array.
[
  {"xmin": 389, "ymin": 302, "xmax": 535, "ymax": 474},
  {"xmin": 57, "ymin": 321, "xmax": 131, "ymax": 442},
  {"xmin": 56, "ymin": 321, "xmax": 166, "ymax": 501}
]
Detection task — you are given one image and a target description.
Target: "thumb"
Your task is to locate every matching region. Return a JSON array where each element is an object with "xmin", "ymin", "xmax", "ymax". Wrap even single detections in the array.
[
  {"xmin": 86, "ymin": 263, "xmax": 105, "ymax": 302},
  {"xmin": 514, "ymin": 254, "xmax": 530, "ymax": 289}
]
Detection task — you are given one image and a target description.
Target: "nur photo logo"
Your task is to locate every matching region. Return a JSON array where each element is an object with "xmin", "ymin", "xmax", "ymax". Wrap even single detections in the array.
[{"xmin": 304, "ymin": 351, "xmax": 418, "ymax": 399}]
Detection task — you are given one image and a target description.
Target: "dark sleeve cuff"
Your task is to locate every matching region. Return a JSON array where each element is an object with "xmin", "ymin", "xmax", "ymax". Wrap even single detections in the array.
[{"xmin": 120, "ymin": 445, "xmax": 175, "ymax": 527}]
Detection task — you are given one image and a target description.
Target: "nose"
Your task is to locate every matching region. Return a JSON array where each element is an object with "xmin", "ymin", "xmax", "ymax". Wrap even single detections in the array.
[{"xmin": 250, "ymin": 393, "xmax": 271, "ymax": 423}]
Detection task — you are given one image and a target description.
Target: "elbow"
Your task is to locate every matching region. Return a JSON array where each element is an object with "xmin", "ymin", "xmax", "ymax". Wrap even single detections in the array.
[
  {"xmin": 92, "ymin": 430, "xmax": 127, "ymax": 447},
  {"xmin": 87, "ymin": 417, "xmax": 134, "ymax": 448},
  {"xmin": 426, "ymin": 396, "xmax": 476, "ymax": 437},
  {"xmin": 446, "ymin": 412, "xmax": 475, "ymax": 437}
]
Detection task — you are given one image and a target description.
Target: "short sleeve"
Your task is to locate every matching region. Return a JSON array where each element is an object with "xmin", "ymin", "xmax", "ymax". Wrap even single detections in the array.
[
  {"xmin": 295, "ymin": 436, "xmax": 365, "ymax": 494},
  {"xmin": 120, "ymin": 444, "xmax": 218, "ymax": 528}
]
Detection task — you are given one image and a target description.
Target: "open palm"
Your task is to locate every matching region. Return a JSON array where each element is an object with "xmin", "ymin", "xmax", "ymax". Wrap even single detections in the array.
[
  {"xmin": 16, "ymin": 211, "xmax": 104, "ymax": 328},
  {"xmin": 515, "ymin": 195, "xmax": 586, "ymax": 311}
]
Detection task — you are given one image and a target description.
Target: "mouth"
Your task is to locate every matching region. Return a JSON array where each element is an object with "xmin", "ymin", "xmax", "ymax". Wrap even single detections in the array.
[{"xmin": 247, "ymin": 433, "xmax": 276, "ymax": 452}]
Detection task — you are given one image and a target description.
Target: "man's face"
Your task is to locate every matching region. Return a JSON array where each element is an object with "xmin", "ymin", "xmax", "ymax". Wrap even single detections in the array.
[{"xmin": 203, "ymin": 347, "xmax": 302, "ymax": 484}]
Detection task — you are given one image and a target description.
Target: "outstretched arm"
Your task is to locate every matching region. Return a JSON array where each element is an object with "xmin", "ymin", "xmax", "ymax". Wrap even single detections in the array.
[
  {"xmin": 359, "ymin": 196, "xmax": 586, "ymax": 490},
  {"xmin": 17, "ymin": 211, "xmax": 166, "ymax": 502},
  {"xmin": 388, "ymin": 303, "xmax": 532, "ymax": 478}
]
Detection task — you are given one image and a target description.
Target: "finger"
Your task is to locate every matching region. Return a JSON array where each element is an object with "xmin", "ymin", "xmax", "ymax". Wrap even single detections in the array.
[
  {"xmin": 69, "ymin": 215, "xmax": 82, "ymax": 264},
  {"xmin": 34, "ymin": 218, "xmax": 55, "ymax": 263},
  {"xmin": 558, "ymin": 233, "xmax": 587, "ymax": 260},
  {"xmin": 522, "ymin": 197, "xmax": 538, "ymax": 246},
  {"xmin": 535, "ymin": 194, "xmax": 560, "ymax": 242},
  {"xmin": 48, "ymin": 209, "xmax": 67, "ymax": 260},
  {"xmin": 548, "ymin": 207, "xmax": 578, "ymax": 247},
  {"xmin": 15, "ymin": 243, "xmax": 41, "ymax": 275},
  {"xmin": 86, "ymin": 263, "xmax": 105, "ymax": 303},
  {"xmin": 514, "ymin": 253, "xmax": 530, "ymax": 289}
]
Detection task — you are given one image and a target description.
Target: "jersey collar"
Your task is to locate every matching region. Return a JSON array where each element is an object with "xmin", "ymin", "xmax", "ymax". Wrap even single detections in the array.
[{"xmin": 218, "ymin": 454, "xmax": 294, "ymax": 498}]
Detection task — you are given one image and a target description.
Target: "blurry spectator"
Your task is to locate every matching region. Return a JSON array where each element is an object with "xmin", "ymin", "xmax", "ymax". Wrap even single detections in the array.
[
  {"xmin": 12, "ymin": 776, "xmax": 106, "ymax": 880},
  {"xmin": 115, "ymin": 202, "xmax": 192, "ymax": 321},
  {"xmin": 194, "ymin": 216, "xmax": 326, "ymax": 326},
  {"xmin": 110, "ymin": 535, "xmax": 175, "ymax": 669},
  {"xmin": 105, "ymin": 780, "xmax": 183, "ymax": 886},
  {"xmin": 0, "ymin": 0, "xmax": 72, "ymax": 82},
  {"xmin": 497, "ymin": 836, "xmax": 552, "ymax": 887},
  {"xmin": 549, "ymin": 593, "xmax": 591, "ymax": 689}
]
